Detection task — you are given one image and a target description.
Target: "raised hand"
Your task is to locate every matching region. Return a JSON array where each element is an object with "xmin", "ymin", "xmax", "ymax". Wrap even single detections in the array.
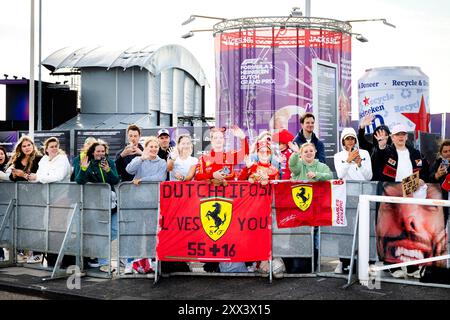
[
  {"xmin": 435, "ymin": 163, "xmax": 448, "ymax": 179},
  {"xmin": 374, "ymin": 130, "xmax": 388, "ymax": 149},
  {"xmin": 121, "ymin": 145, "xmax": 133, "ymax": 157},
  {"xmin": 80, "ymin": 155, "xmax": 90, "ymax": 169},
  {"xmin": 168, "ymin": 146, "xmax": 179, "ymax": 161},
  {"xmin": 141, "ymin": 149, "xmax": 151, "ymax": 161},
  {"xmin": 131, "ymin": 145, "xmax": 142, "ymax": 156},
  {"xmin": 231, "ymin": 125, "xmax": 246, "ymax": 139},
  {"xmin": 244, "ymin": 155, "xmax": 254, "ymax": 168},
  {"xmin": 360, "ymin": 114, "xmax": 375, "ymax": 129},
  {"xmin": 288, "ymin": 141, "xmax": 300, "ymax": 153}
]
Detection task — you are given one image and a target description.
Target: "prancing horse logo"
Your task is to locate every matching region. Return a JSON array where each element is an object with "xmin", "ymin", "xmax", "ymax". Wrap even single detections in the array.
[
  {"xmin": 200, "ymin": 198, "xmax": 233, "ymax": 241},
  {"xmin": 291, "ymin": 184, "xmax": 313, "ymax": 211}
]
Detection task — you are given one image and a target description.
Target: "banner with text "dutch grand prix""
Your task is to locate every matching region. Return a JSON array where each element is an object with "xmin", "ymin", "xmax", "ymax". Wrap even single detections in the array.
[
  {"xmin": 274, "ymin": 180, "xmax": 347, "ymax": 228},
  {"xmin": 157, "ymin": 181, "xmax": 272, "ymax": 262}
]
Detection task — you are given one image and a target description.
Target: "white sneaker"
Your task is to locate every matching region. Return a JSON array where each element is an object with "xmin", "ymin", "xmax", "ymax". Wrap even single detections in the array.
[
  {"xmin": 334, "ymin": 262, "xmax": 343, "ymax": 274},
  {"xmin": 407, "ymin": 267, "xmax": 422, "ymax": 279},
  {"xmin": 26, "ymin": 254, "xmax": 43, "ymax": 264},
  {"xmin": 390, "ymin": 267, "xmax": 407, "ymax": 279},
  {"xmin": 99, "ymin": 265, "xmax": 113, "ymax": 273}
]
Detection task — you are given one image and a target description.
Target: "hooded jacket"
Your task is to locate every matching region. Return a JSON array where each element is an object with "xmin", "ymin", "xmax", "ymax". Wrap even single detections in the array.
[{"xmin": 334, "ymin": 127, "xmax": 372, "ymax": 181}]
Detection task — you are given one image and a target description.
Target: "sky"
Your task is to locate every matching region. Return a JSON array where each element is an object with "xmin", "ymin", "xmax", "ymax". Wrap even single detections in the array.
[{"xmin": 1, "ymin": 0, "xmax": 449, "ymax": 120}]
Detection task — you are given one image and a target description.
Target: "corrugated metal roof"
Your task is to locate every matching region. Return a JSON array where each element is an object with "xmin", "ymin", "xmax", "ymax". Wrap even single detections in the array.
[
  {"xmin": 52, "ymin": 113, "xmax": 157, "ymax": 130},
  {"xmin": 43, "ymin": 44, "xmax": 207, "ymax": 86}
]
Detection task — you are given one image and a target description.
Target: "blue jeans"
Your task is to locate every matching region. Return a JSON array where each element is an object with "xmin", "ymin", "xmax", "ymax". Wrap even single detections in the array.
[
  {"xmin": 219, "ymin": 262, "xmax": 248, "ymax": 273},
  {"xmin": 99, "ymin": 211, "xmax": 118, "ymax": 266}
]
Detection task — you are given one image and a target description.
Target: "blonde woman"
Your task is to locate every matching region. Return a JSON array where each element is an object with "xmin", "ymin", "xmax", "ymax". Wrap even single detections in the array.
[
  {"xmin": 28, "ymin": 137, "xmax": 71, "ymax": 183},
  {"xmin": 6, "ymin": 136, "xmax": 43, "ymax": 264},
  {"xmin": 126, "ymin": 136, "xmax": 167, "ymax": 185},
  {"xmin": 7, "ymin": 136, "xmax": 42, "ymax": 182},
  {"xmin": 167, "ymin": 134, "xmax": 198, "ymax": 181},
  {"xmin": 289, "ymin": 142, "xmax": 332, "ymax": 181}
]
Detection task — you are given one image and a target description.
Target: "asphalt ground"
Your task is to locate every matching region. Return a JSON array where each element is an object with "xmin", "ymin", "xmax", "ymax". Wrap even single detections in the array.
[{"xmin": 0, "ymin": 265, "xmax": 448, "ymax": 301}]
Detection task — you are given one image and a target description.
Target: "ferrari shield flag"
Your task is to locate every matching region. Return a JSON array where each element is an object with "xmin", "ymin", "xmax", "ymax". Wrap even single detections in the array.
[
  {"xmin": 157, "ymin": 181, "xmax": 272, "ymax": 262},
  {"xmin": 275, "ymin": 180, "xmax": 347, "ymax": 227}
]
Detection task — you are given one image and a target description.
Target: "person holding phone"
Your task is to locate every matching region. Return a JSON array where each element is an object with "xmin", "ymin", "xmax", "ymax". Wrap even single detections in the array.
[
  {"xmin": 115, "ymin": 125, "xmax": 143, "ymax": 182},
  {"xmin": 75, "ymin": 139, "xmax": 120, "ymax": 272},
  {"xmin": 334, "ymin": 127, "xmax": 372, "ymax": 181},
  {"xmin": 195, "ymin": 125, "xmax": 248, "ymax": 187},
  {"xmin": 75, "ymin": 139, "xmax": 119, "ymax": 186},
  {"xmin": 429, "ymin": 139, "xmax": 450, "ymax": 196}
]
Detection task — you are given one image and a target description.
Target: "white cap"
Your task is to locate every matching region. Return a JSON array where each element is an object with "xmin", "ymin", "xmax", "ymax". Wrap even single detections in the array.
[
  {"xmin": 391, "ymin": 124, "xmax": 408, "ymax": 135},
  {"xmin": 157, "ymin": 128, "xmax": 170, "ymax": 137}
]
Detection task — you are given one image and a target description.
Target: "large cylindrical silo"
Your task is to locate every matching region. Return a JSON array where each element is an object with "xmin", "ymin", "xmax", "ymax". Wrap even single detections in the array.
[
  {"xmin": 184, "ymin": 75, "xmax": 195, "ymax": 117},
  {"xmin": 160, "ymin": 69, "xmax": 173, "ymax": 114},
  {"xmin": 172, "ymin": 69, "xmax": 185, "ymax": 117},
  {"xmin": 213, "ymin": 17, "xmax": 352, "ymax": 135},
  {"xmin": 148, "ymin": 73, "xmax": 161, "ymax": 112},
  {"xmin": 194, "ymin": 84, "xmax": 202, "ymax": 117}
]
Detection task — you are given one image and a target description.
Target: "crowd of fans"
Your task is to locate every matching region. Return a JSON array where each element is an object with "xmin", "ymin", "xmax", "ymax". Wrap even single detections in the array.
[{"xmin": 1, "ymin": 112, "xmax": 449, "ymax": 277}]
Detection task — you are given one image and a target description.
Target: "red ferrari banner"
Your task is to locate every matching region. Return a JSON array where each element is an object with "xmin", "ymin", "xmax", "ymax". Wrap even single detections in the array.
[
  {"xmin": 274, "ymin": 180, "xmax": 347, "ymax": 228},
  {"xmin": 157, "ymin": 181, "xmax": 272, "ymax": 262}
]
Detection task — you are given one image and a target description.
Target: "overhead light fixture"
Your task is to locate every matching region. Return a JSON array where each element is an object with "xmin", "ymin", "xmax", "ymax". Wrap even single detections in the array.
[
  {"xmin": 353, "ymin": 33, "xmax": 369, "ymax": 43},
  {"xmin": 345, "ymin": 18, "xmax": 396, "ymax": 28},
  {"xmin": 382, "ymin": 19, "xmax": 396, "ymax": 28},
  {"xmin": 181, "ymin": 29, "xmax": 214, "ymax": 39},
  {"xmin": 181, "ymin": 31, "xmax": 194, "ymax": 39},
  {"xmin": 182, "ymin": 16, "xmax": 195, "ymax": 26},
  {"xmin": 181, "ymin": 14, "xmax": 226, "ymax": 26},
  {"xmin": 290, "ymin": 7, "xmax": 303, "ymax": 17},
  {"xmin": 3, "ymin": 74, "xmax": 8, "ymax": 79}
]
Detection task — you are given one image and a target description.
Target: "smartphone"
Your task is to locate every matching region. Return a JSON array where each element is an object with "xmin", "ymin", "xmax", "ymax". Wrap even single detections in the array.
[
  {"xmin": 100, "ymin": 157, "xmax": 107, "ymax": 165},
  {"xmin": 221, "ymin": 166, "xmax": 231, "ymax": 175},
  {"xmin": 442, "ymin": 158, "xmax": 449, "ymax": 169}
]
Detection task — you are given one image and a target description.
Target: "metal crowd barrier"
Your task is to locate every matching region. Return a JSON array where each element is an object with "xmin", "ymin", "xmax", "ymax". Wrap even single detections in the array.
[
  {"xmin": 117, "ymin": 182, "xmax": 159, "ymax": 280},
  {"xmin": 116, "ymin": 181, "xmax": 314, "ymax": 280},
  {"xmin": 0, "ymin": 182, "xmax": 113, "ymax": 279},
  {"xmin": 319, "ymin": 181, "xmax": 378, "ymax": 279},
  {"xmin": 271, "ymin": 204, "xmax": 315, "ymax": 277},
  {"xmin": 0, "ymin": 182, "xmax": 15, "ymax": 266},
  {"xmin": 3, "ymin": 180, "xmax": 447, "ymax": 285}
]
